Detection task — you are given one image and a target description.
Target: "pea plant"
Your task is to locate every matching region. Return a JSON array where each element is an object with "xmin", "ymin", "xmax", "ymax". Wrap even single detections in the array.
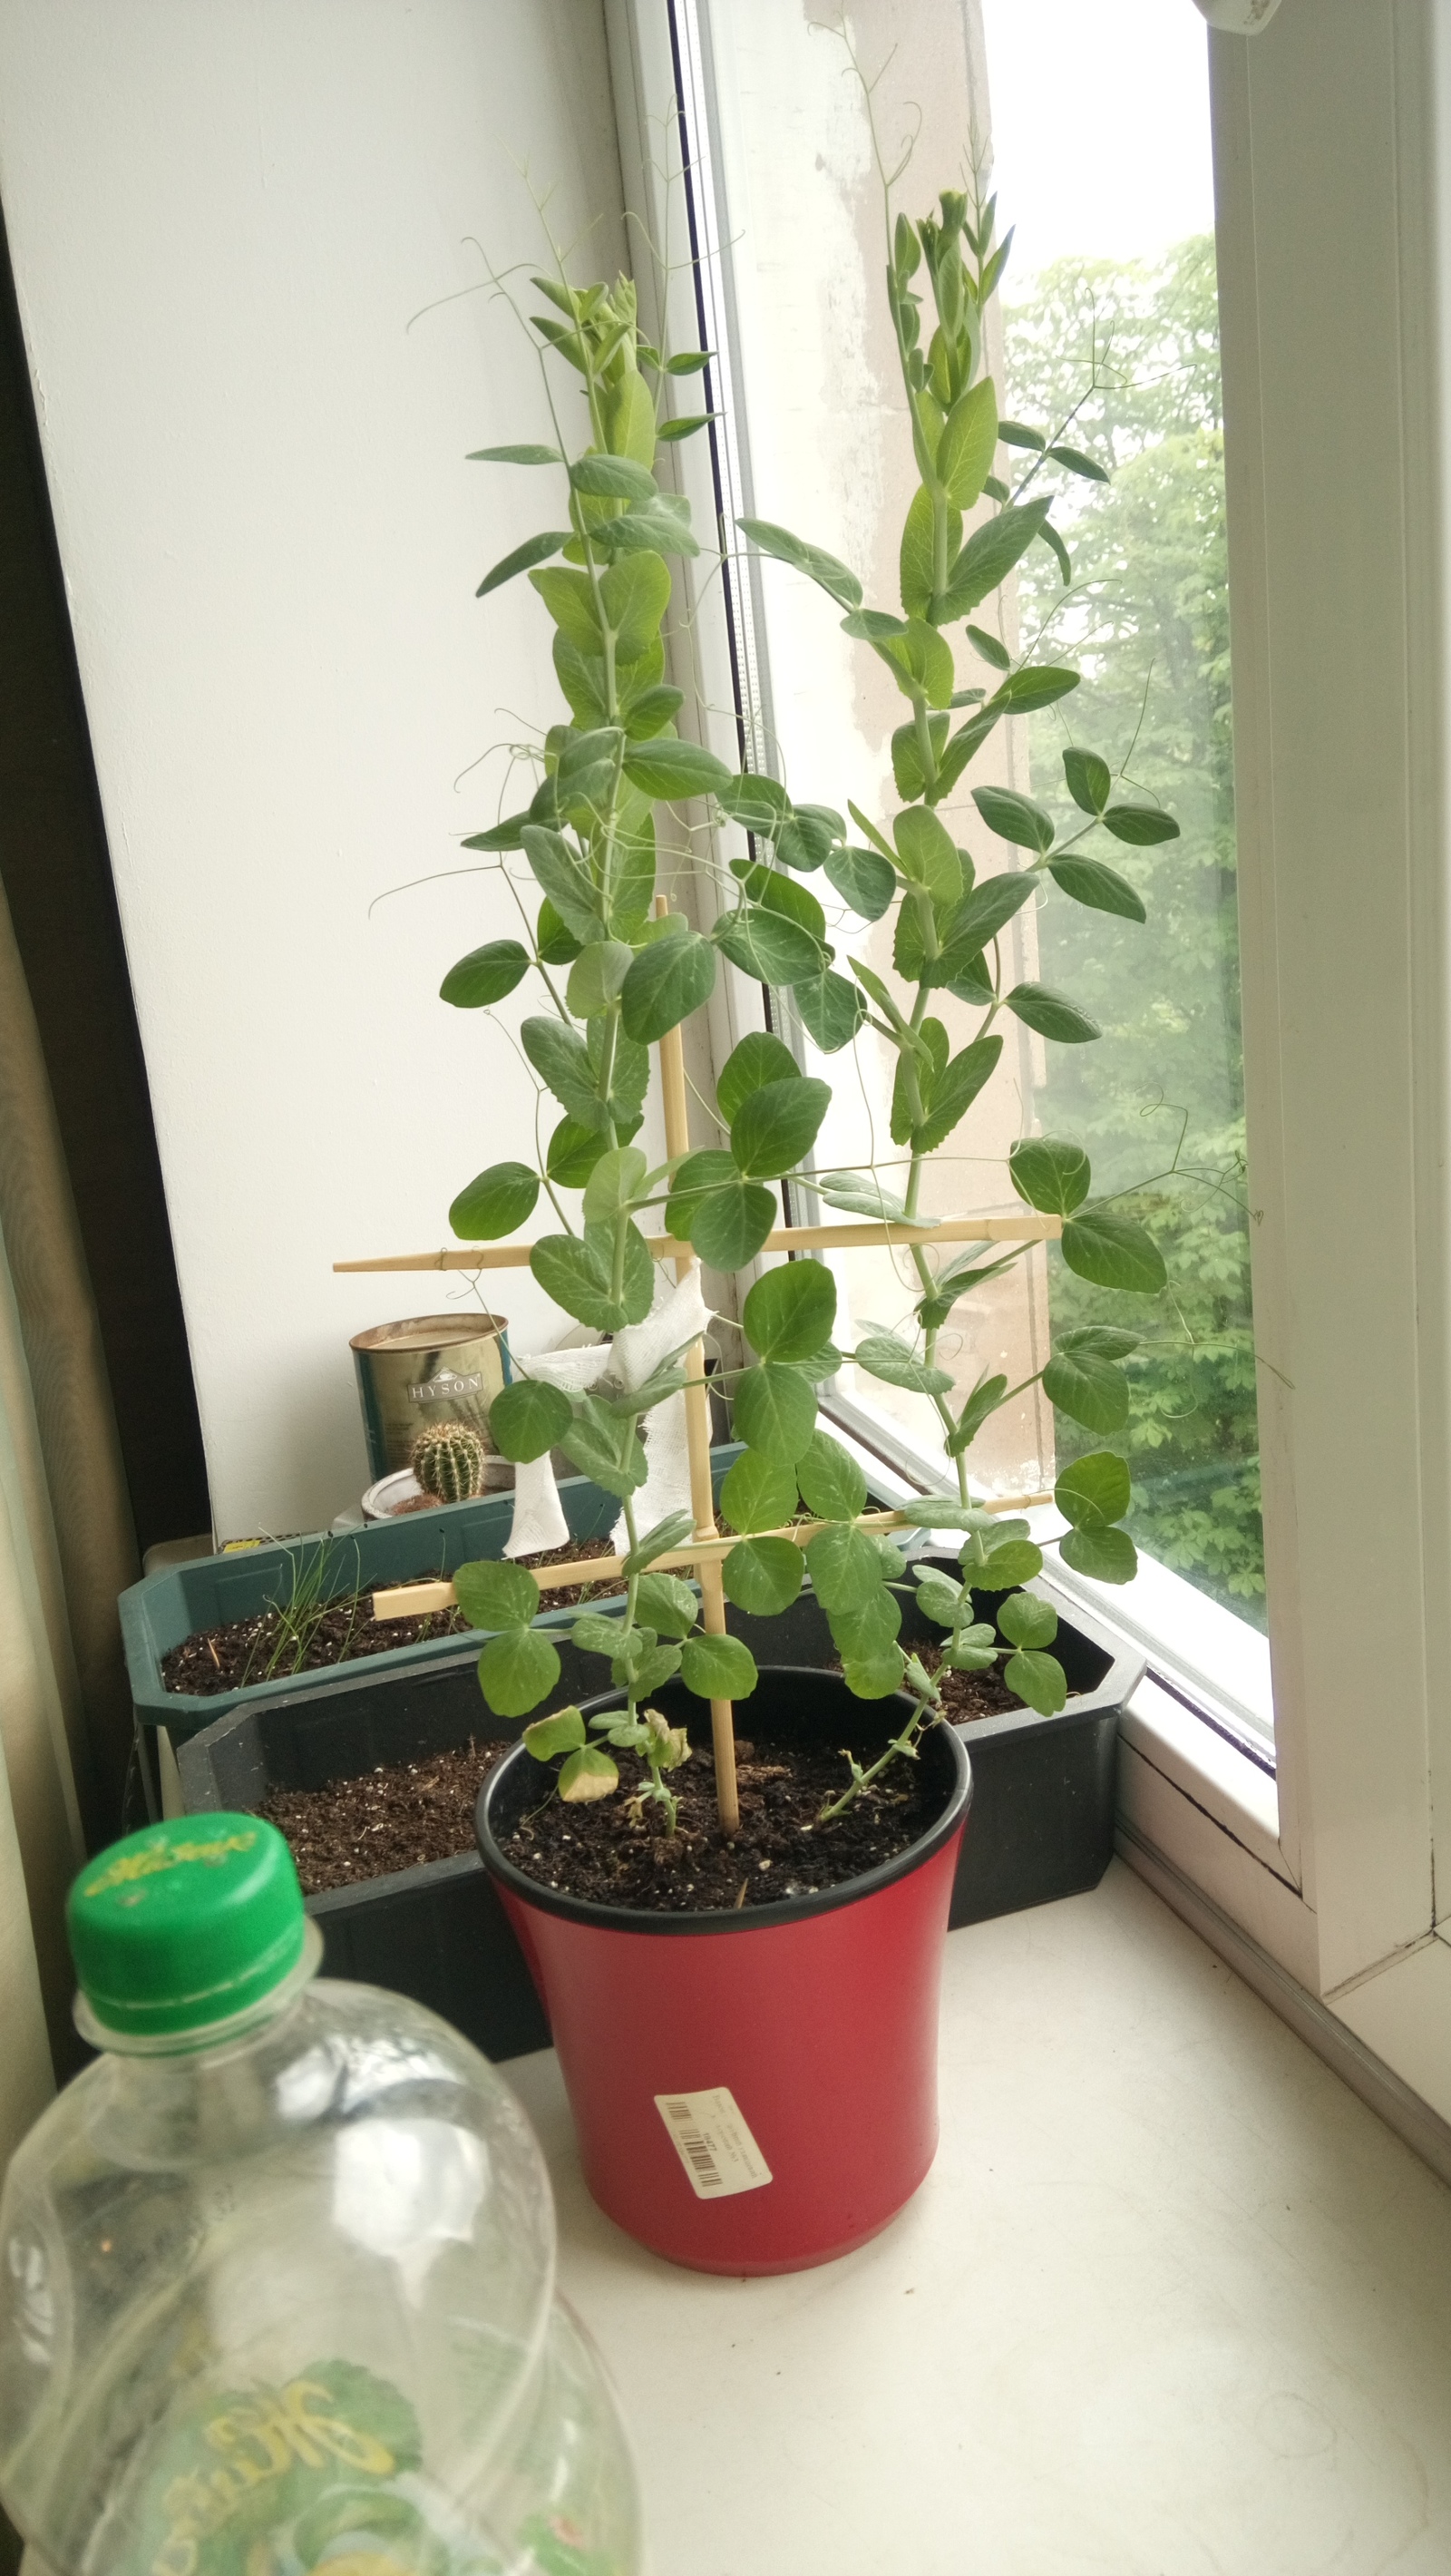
[{"xmin": 441, "ymin": 172, "xmax": 1173, "ymax": 1834}]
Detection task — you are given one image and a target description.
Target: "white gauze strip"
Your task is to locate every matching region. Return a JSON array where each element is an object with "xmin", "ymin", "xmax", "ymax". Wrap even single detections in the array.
[
  {"xmin": 502, "ymin": 1343, "xmax": 612, "ymax": 1559},
  {"xmin": 607, "ymin": 1266, "xmax": 715, "ymax": 1552}
]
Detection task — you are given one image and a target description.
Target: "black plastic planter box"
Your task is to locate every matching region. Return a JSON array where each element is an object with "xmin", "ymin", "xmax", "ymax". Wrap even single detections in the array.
[
  {"xmin": 125, "ymin": 1446, "xmax": 744, "ymax": 1744},
  {"xmin": 725, "ymin": 1564, "xmax": 1140, "ymax": 1928},
  {"xmin": 177, "ymin": 1561, "xmax": 1141, "ymax": 2059}
]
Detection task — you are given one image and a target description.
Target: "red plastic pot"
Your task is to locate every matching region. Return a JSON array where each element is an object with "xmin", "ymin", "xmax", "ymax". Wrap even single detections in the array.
[{"xmin": 475, "ymin": 1669, "xmax": 972, "ymax": 2276}]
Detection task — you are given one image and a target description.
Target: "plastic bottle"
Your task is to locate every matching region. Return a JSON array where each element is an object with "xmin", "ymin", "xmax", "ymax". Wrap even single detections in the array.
[{"xmin": 0, "ymin": 1813, "xmax": 641, "ymax": 2576}]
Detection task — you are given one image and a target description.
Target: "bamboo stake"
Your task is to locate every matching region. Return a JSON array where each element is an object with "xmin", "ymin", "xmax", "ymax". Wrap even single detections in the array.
[
  {"xmin": 369, "ymin": 1491, "xmax": 1052, "ymax": 1624},
  {"xmin": 334, "ymin": 1212, "xmax": 1060, "ymax": 1274},
  {"xmin": 654, "ymin": 900, "xmax": 739, "ymax": 1836}
]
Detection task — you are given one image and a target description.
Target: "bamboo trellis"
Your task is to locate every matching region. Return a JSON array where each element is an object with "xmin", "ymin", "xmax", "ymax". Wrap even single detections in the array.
[
  {"xmin": 367, "ymin": 1492, "xmax": 1051, "ymax": 1625},
  {"xmin": 336, "ymin": 1012, "xmax": 1060, "ymax": 1833}
]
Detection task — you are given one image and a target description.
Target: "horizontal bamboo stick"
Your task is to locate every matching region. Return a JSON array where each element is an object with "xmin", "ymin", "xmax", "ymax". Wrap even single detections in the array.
[
  {"xmin": 335, "ymin": 1213, "xmax": 1061, "ymax": 1274},
  {"xmin": 370, "ymin": 1492, "xmax": 1051, "ymax": 1623}
]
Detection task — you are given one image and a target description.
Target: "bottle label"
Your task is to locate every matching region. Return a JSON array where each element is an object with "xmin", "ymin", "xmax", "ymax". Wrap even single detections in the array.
[
  {"xmin": 654, "ymin": 2088, "xmax": 774, "ymax": 2199},
  {"xmin": 126, "ymin": 2356, "xmax": 610, "ymax": 2576}
]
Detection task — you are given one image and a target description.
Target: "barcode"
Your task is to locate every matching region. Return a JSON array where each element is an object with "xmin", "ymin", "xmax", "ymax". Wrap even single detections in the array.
[
  {"xmin": 654, "ymin": 2086, "xmax": 772, "ymax": 2199},
  {"xmin": 663, "ymin": 2099, "xmax": 722, "ymax": 2188}
]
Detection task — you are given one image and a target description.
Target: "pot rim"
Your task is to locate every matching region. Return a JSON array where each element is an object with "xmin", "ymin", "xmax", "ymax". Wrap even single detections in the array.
[{"xmin": 474, "ymin": 1668, "xmax": 973, "ymax": 1937}]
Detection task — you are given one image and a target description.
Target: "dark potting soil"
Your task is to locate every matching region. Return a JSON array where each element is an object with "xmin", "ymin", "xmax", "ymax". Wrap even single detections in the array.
[
  {"xmin": 497, "ymin": 1732, "xmax": 946, "ymax": 1915},
  {"xmin": 159, "ymin": 1537, "xmax": 625, "ymax": 1698},
  {"xmin": 262, "ymin": 1740, "xmax": 511, "ymax": 1893},
  {"xmin": 914, "ymin": 1638, "xmax": 1024, "ymax": 1720}
]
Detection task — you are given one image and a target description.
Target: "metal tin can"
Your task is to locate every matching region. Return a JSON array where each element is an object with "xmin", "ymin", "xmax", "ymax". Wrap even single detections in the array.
[{"xmin": 350, "ymin": 1312, "xmax": 511, "ymax": 1485}]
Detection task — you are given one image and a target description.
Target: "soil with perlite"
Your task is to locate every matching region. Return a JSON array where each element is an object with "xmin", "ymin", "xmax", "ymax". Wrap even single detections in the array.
[
  {"xmin": 492, "ymin": 1732, "xmax": 949, "ymax": 1913},
  {"xmin": 257, "ymin": 1638, "xmax": 1077, "ymax": 1904},
  {"xmin": 263, "ymin": 1741, "xmax": 511, "ymax": 1894}
]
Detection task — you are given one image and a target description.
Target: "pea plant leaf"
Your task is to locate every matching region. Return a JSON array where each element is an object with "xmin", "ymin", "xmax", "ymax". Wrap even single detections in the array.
[
  {"xmin": 665, "ymin": 1152, "xmax": 777, "ymax": 1268},
  {"xmin": 813, "ymin": 1171, "xmax": 912, "ymax": 1223},
  {"xmin": 938, "ymin": 498, "xmax": 1051, "ymax": 619},
  {"xmin": 622, "ymin": 737, "xmax": 734, "ymax": 800},
  {"xmin": 558, "ymin": 1747, "xmax": 621, "ymax": 1801},
  {"xmin": 680, "ymin": 1630, "xmax": 759, "ymax": 1700},
  {"xmin": 1055, "ymin": 1449, "xmax": 1132, "ymax": 1530},
  {"xmin": 853, "ymin": 1332, "xmax": 954, "ymax": 1396},
  {"xmin": 1063, "ymin": 746, "xmax": 1112, "ymax": 815},
  {"xmin": 449, "ymin": 1163, "xmax": 539, "ymax": 1243},
  {"xmin": 970, "ymin": 785, "xmax": 1056, "ymax": 855},
  {"xmin": 914, "ymin": 1037, "xmax": 1004, "ymax": 1153},
  {"xmin": 998, "ymin": 1592, "xmax": 1058, "ymax": 1650},
  {"xmin": 454, "ymin": 1557, "xmax": 540, "ymax": 1630},
  {"xmin": 794, "ymin": 1429, "xmax": 867, "ymax": 1521},
  {"xmin": 743, "ymin": 1258, "xmax": 837, "ymax": 1362},
  {"xmin": 477, "ymin": 1625, "xmax": 561, "ymax": 1719},
  {"xmin": 1041, "ymin": 1334, "xmax": 1132, "ymax": 1434},
  {"xmin": 730, "ymin": 1077, "xmax": 831, "ymax": 1179},
  {"xmin": 1046, "ymin": 854, "xmax": 1147, "ymax": 922},
  {"xmin": 716, "ymin": 1031, "xmax": 801, "ymax": 1123},
  {"xmin": 1059, "ymin": 1524, "xmax": 1139, "ymax": 1584},
  {"xmin": 965, "ymin": 1537, "xmax": 1044, "ymax": 1590},
  {"xmin": 945, "ymin": 1371, "xmax": 1008, "ymax": 1454},
  {"xmin": 523, "ymin": 1705, "xmax": 588, "ymax": 1761},
  {"xmin": 468, "ymin": 443, "xmax": 564, "ymax": 465},
  {"xmin": 620, "ymin": 928, "xmax": 716, "ymax": 1041},
  {"xmin": 531, "ymin": 1223, "xmax": 655, "ymax": 1331},
  {"xmin": 440, "ymin": 941, "xmax": 531, "ymax": 1008},
  {"xmin": 791, "ymin": 970, "xmax": 866, "ymax": 1052},
  {"xmin": 1008, "ymin": 1136, "xmax": 1093, "ymax": 1216},
  {"xmin": 476, "ymin": 531, "xmax": 571, "ymax": 599},
  {"xmin": 521, "ymin": 826, "xmax": 602, "ymax": 943},
  {"xmin": 488, "ymin": 1379, "xmax": 574, "ymax": 1464},
  {"xmin": 721, "ymin": 1446, "xmax": 798, "ymax": 1535},
  {"xmin": 559, "ymin": 1399, "xmax": 648, "ymax": 1500},
  {"xmin": 720, "ymin": 1535, "xmax": 804, "ymax": 1616},
  {"xmin": 1060, "ymin": 1207, "xmax": 1167, "ymax": 1294},
  {"xmin": 1100, "ymin": 803, "xmax": 1181, "ymax": 847},
  {"xmin": 634, "ymin": 1573, "xmax": 701, "ymax": 1640},
  {"xmin": 716, "ymin": 770, "xmax": 793, "ymax": 833},
  {"xmin": 623, "ymin": 1510, "xmax": 696, "ymax": 1576},
  {"xmin": 803, "ymin": 1521, "xmax": 886, "ymax": 1611},
  {"xmin": 713, "ymin": 905, "xmax": 825, "ymax": 985},
  {"xmin": 1002, "ymin": 1648, "xmax": 1068, "ymax": 1715},
  {"xmin": 733, "ymin": 1361, "xmax": 818, "ymax": 1462},
  {"xmin": 737, "ymin": 516, "xmax": 863, "ymax": 610},
  {"xmin": 1004, "ymin": 984, "xmax": 1101, "ymax": 1044},
  {"xmin": 823, "ymin": 842, "xmax": 897, "ymax": 921},
  {"xmin": 569, "ymin": 453, "xmax": 657, "ymax": 500}
]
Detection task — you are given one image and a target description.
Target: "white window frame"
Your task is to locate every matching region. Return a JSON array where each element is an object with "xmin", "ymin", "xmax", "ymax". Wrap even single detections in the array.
[{"xmin": 606, "ymin": 0, "xmax": 1451, "ymax": 2142}]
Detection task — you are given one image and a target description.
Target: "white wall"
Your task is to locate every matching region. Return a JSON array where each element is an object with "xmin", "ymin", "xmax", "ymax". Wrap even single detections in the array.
[{"xmin": 0, "ymin": 0, "xmax": 633, "ymax": 1537}]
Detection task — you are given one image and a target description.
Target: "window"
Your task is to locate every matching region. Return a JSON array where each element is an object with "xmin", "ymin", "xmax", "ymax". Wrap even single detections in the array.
[
  {"xmin": 671, "ymin": 0, "xmax": 1267, "ymax": 1659},
  {"xmin": 615, "ymin": 0, "xmax": 1451, "ymax": 2125}
]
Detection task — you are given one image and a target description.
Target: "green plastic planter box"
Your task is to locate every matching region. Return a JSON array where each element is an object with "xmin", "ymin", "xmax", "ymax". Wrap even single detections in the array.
[{"xmin": 123, "ymin": 1446, "xmax": 744, "ymax": 1745}]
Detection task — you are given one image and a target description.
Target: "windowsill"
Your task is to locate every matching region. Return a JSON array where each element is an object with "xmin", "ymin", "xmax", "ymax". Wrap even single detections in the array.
[{"xmin": 506, "ymin": 1859, "xmax": 1451, "ymax": 2571}]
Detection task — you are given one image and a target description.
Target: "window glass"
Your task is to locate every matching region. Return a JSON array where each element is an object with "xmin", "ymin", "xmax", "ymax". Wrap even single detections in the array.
[
  {"xmin": 697, "ymin": 0, "xmax": 1262, "ymax": 1625},
  {"xmin": 984, "ymin": 0, "xmax": 1262, "ymax": 1625}
]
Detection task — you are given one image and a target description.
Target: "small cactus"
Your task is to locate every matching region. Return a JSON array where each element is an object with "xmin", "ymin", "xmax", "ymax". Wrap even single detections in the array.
[{"xmin": 411, "ymin": 1420, "xmax": 488, "ymax": 1505}]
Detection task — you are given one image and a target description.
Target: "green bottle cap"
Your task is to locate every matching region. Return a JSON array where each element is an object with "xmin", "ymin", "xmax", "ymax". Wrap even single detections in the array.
[{"xmin": 67, "ymin": 1813, "xmax": 307, "ymax": 2040}]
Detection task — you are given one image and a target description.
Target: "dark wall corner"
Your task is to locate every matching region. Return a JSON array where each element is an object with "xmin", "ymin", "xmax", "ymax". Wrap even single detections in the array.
[{"xmin": 0, "ymin": 200, "xmax": 211, "ymax": 1555}]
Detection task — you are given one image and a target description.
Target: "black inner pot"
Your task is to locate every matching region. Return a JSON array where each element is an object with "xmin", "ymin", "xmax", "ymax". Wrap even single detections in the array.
[{"xmin": 475, "ymin": 1666, "xmax": 973, "ymax": 1934}]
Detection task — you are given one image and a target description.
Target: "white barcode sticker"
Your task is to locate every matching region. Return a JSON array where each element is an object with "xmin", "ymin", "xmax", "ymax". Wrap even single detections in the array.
[{"xmin": 654, "ymin": 2086, "xmax": 774, "ymax": 2199}]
